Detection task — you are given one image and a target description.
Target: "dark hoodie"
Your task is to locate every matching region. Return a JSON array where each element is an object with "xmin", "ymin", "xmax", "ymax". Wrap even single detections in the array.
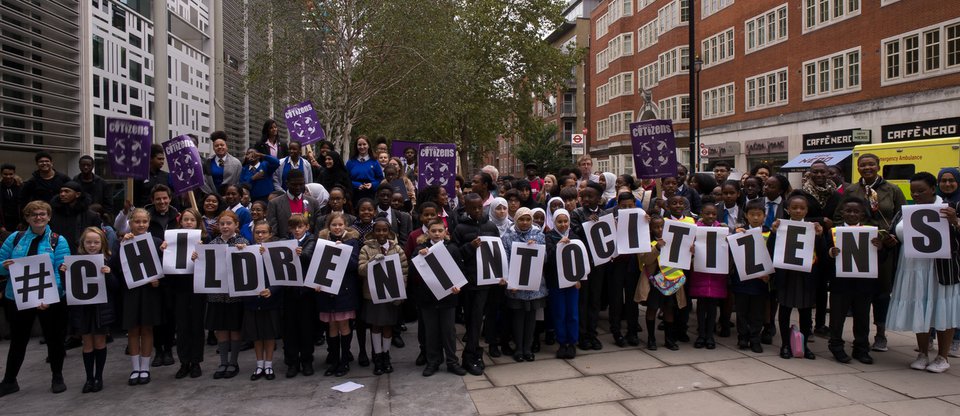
[
  {"xmin": 450, "ymin": 212, "xmax": 500, "ymax": 289},
  {"xmin": 49, "ymin": 193, "xmax": 102, "ymax": 254},
  {"xmin": 74, "ymin": 172, "xmax": 112, "ymax": 214},
  {"xmin": 22, "ymin": 170, "xmax": 70, "ymax": 205}
]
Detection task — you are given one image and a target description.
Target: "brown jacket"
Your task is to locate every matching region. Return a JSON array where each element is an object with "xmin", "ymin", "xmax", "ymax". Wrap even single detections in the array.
[{"xmin": 357, "ymin": 236, "xmax": 409, "ymax": 301}]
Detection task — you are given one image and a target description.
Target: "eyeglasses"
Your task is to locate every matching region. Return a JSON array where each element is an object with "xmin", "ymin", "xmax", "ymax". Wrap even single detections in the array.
[{"xmin": 28, "ymin": 212, "xmax": 49, "ymax": 218}]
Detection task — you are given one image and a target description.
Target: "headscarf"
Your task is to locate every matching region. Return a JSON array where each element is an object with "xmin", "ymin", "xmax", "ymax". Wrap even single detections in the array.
[
  {"xmin": 488, "ymin": 197, "xmax": 512, "ymax": 235},
  {"xmin": 937, "ymin": 168, "xmax": 960, "ymax": 205},
  {"xmin": 552, "ymin": 208, "xmax": 570, "ymax": 238},
  {"xmin": 514, "ymin": 207, "xmax": 533, "ymax": 231},
  {"xmin": 545, "ymin": 196, "xmax": 564, "ymax": 230},
  {"xmin": 530, "ymin": 208, "xmax": 546, "ymax": 230},
  {"xmin": 601, "ymin": 172, "xmax": 617, "ymax": 202}
]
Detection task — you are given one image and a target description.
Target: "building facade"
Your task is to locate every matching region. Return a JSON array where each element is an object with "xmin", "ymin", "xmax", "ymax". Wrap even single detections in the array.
[{"xmin": 588, "ymin": 0, "xmax": 960, "ymax": 181}]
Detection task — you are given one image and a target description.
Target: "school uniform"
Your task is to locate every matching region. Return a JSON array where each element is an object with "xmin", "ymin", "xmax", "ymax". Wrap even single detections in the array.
[
  {"xmin": 717, "ymin": 202, "xmax": 745, "ymax": 231},
  {"xmin": 769, "ymin": 221, "xmax": 827, "ymax": 352},
  {"xmin": 241, "ymin": 279, "xmax": 282, "ymax": 342},
  {"xmin": 601, "ymin": 206, "xmax": 640, "ymax": 342},
  {"xmin": 410, "ymin": 237, "xmax": 463, "ymax": 370},
  {"xmin": 450, "ymin": 213, "xmax": 501, "ymax": 374},
  {"xmin": 827, "ymin": 224, "xmax": 877, "ymax": 358},
  {"xmin": 282, "ymin": 232, "xmax": 319, "ymax": 372},
  {"xmin": 545, "ymin": 229, "xmax": 579, "ymax": 348},
  {"xmin": 69, "ymin": 266, "xmax": 117, "ymax": 336},
  {"xmin": 357, "ymin": 237, "xmax": 408, "ymax": 326},
  {"xmin": 110, "ymin": 236, "xmax": 165, "ymax": 330},
  {"xmin": 729, "ymin": 226, "xmax": 771, "ymax": 349},
  {"xmin": 688, "ymin": 221, "xmax": 729, "ymax": 344},
  {"xmin": 240, "ymin": 155, "xmax": 281, "ymax": 201},
  {"xmin": 501, "ymin": 224, "xmax": 547, "ymax": 358},
  {"xmin": 570, "ymin": 205, "xmax": 606, "ymax": 349},
  {"xmin": 205, "ymin": 235, "xmax": 248, "ymax": 331}
]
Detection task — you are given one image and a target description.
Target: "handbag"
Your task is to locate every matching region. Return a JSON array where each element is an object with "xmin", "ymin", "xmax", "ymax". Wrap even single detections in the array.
[
  {"xmin": 649, "ymin": 264, "xmax": 686, "ymax": 296},
  {"xmin": 790, "ymin": 325, "xmax": 805, "ymax": 358}
]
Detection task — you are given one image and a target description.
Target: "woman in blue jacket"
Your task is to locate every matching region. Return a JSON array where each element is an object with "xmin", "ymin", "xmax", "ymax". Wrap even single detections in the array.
[
  {"xmin": 0, "ymin": 200, "xmax": 71, "ymax": 397},
  {"xmin": 240, "ymin": 149, "xmax": 280, "ymax": 202}
]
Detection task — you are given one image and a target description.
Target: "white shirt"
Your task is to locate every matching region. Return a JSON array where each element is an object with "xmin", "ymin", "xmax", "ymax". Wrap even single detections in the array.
[{"xmin": 378, "ymin": 207, "xmax": 393, "ymax": 224}]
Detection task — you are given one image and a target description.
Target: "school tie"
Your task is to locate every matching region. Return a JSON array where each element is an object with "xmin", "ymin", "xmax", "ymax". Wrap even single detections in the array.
[
  {"xmin": 217, "ymin": 158, "xmax": 224, "ymax": 167},
  {"xmin": 722, "ymin": 208, "xmax": 730, "ymax": 225},
  {"xmin": 764, "ymin": 202, "xmax": 776, "ymax": 228}
]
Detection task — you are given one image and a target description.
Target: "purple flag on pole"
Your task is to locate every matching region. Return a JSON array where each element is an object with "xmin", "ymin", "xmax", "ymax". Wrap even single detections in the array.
[
  {"xmin": 630, "ymin": 119, "xmax": 678, "ymax": 179},
  {"xmin": 162, "ymin": 135, "xmax": 204, "ymax": 194},
  {"xmin": 417, "ymin": 143, "xmax": 457, "ymax": 197},
  {"xmin": 283, "ymin": 100, "xmax": 326, "ymax": 145},
  {"xmin": 106, "ymin": 117, "xmax": 152, "ymax": 180}
]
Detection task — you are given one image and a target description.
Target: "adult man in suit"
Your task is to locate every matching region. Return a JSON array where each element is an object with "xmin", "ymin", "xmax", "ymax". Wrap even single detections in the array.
[
  {"xmin": 201, "ymin": 132, "xmax": 243, "ymax": 196},
  {"xmin": 266, "ymin": 170, "xmax": 321, "ymax": 239}
]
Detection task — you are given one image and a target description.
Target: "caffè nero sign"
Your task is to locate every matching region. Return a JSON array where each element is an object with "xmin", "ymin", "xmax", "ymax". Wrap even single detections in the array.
[
  {"xmin": 881, "ymin": 118, "xmax": 960, "ymax": 143},
  {"xmin": 802, "ymin": 129, "xmax": 871, "ymax": 151}
]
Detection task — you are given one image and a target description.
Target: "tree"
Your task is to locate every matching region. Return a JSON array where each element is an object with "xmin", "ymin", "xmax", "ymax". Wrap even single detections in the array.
[{"xmin": 514, "ymin": 122, "xmax": 570, "ymax": 176}]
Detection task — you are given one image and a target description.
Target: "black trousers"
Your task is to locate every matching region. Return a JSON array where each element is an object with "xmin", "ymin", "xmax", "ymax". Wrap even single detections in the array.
[
  {"xmin": 153, "ymin": 279, "xmax": 176, "ymax": 351},
  {"xmin": 173, "ymin": 288, "xmax": 206, "ymax": 364},
  {"xmin": 779, "ymin": 305, "xmax": 812, "ymax": 348},
  {"xmin": 815, "ymin": 277, "xmax": 829, "ymax": 328},
  {"xmin": 283, "ymin": 288, "xmax": 317, "ymax": 366},
  {"xmin": 461, "ymin": 288, "xmax": 488, "ymax": 362},
  {"xmin": 607, "ymin": 261, "xmax": 640, "ymax": 336},
  {"xmin": 483, "ymin": 287, "xmax": 509, "ymax": 346},
  {"xmin": 579, "ymin": 267, "xmax": 605, "ymax": 339},
  {"xmin": 3, "ymin": 299, "xmax": 66, "ymax": 382},
  {"xmin": 829, "ymin": 292, "xmax": 871, "ymax": 353},
  {"xmin": 696, "ymin": 298, "xmax": 719, "ymax": 339},
  {"xmin": 512, "ymin": 308, "xmax": 537, "ymax": 355},
  {"xmin": 735, "ymin": 293, "xmax": 765, "ymax": 343},
  {"xmin": 422, "ymin": 306, "xmax": 457, "ymax": 367}
]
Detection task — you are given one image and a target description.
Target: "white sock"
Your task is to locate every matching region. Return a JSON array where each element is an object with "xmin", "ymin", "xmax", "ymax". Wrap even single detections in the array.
[
  {"xmin": 383, "ymin": 337, "xmax": 392, "ymax": 354},
  {"xmin": 265, "ymin": 361, "xmax": 273, "ymax": 369},
  {"xmin": 140, "ymin": 355, "xmax": 151, "ymax": 371},
  {"xmin": 256, "ymin": 360, "xmax": 264, "ymax": 369},
  {"xmin": 131, "ymin": 355, "xmax": 141, "ymax": 374},
  {"xmin": 371, "ymin": 333, "xmax": 383, "ymax": 353}
]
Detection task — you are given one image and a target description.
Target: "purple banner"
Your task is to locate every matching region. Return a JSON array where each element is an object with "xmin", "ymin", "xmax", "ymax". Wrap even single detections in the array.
[
  {"xmin": 283, "ymin": 100, "xmax": 326, "ymax": 145},
  {"xmin": 162, "ymin": 135, "xmax": 204, "ymax": 194},
  {"xmin": 106, "ymin": 117, "xmax": 152, "ymax": 180},
  {"xmin": 417, "ymin": 143, "xmax": 457, "ymax": 197},
  {"xmin": 391, "ymin": 140, "xmax": 420, "ymax": 159},
  {"xmin": 630, "ymin": 119, "xmax": 678, "ymax": 179}
]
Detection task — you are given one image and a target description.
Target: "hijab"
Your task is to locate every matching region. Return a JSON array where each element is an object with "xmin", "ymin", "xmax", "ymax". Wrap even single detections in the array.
[
  {"xmin": 488, "ymin": 197, "xmax": 512, "ymax": 235},
  {"xmin": 601, "ymin": 172, "xmax": 617, "ymax": 202},
  {"xmin": 514, "ymin": 207, "xmax": 533, "ymax": 232},
  {"xmin": 552, "ymin": 208, "xmax": 570, "ymax": 238},
  {"xmin": 531, "ymin": 208, "xmax": 546, "ymax": 230},
  {"xmin": 937, "ymin": 168, "xmax": 960, "ymax": 205},
  {"xmin": 545, "ymin": 197, "xmax": 563, "ymax": 230}
]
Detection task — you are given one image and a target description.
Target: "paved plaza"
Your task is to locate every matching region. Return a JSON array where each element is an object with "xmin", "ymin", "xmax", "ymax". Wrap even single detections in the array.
[{"xmin": 2, "ymin": 311, "xmax": 960, "ymax": 415}]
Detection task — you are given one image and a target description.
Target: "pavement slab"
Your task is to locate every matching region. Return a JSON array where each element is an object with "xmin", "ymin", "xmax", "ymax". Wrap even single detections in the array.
[
  {"xmin": 607, "ymin": 365, "xmax": 723, "ymax": 397},
  {"xmin": 516, "ymin": 375, "xmax": 631, "ymax": 410},
  {"xmin": 719, "ymin": 378, "xmax": 853, "ymax": 415},
  {"xmin": 621, "ymin": 390, "xmax": 756, "ymax": 416}
]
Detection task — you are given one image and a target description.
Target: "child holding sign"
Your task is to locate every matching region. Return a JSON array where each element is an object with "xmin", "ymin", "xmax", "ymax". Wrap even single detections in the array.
[
  {"xmin": 172, "ymin": 208, "xmax": 208, "ymax": 379},
  {"xmin": 545, "ymin": 209, "xmax": 579, "ymax": 359},
  {"xmin": 63, "ymin": 227, "xmax": 114, "ymax": 393},
  {"xmin": 769, "ymin": 195, "xmax": 825, "ymax": 360},
  {"xmin": 202, "ymin": 211, "xmax": 248, "ymax": 379},
  {"xmin": 316, "ymin": 213, "xmax": 361, "ymax": 377},
  {"xmin": 636, "ymin": 216, "xmax": 686, "ymax": 351},
  {"xmin": 730, "ymin": 200, "xmax": 771, "ymax": 353},
  {"xmin": 412, "ymin": 219, "xmax": 467, "ymax": 376},
  {"xmin": 357, "ymin": 217, "xmax": 408, "ymax": 375},
  {"xmin": 689, "ymin": 202, "xmax": 727, "ymax": 350},
  {"xmin": 502, "ymin": 208, "xmax": 547, "ymax": 362},
  {"xmin": 826, "ymin": 197, "xmax": 876, "ymax": 365},
  {"xmin": 110, "ymin": 208, "xmax": 166, "ymax": 385},
  {"xmin": 281, "ymin": 214, "xmax": 319, "ymax": 378},
  {"xmin": 247, "ymin": 223, "xmax": 280, "ymax": 381}
]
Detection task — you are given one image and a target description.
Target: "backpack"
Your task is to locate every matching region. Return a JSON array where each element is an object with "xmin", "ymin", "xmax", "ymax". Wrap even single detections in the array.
[
  {"xmin": 649, "ymin": 264, "xmax": 686, "ymax": 296},
  {"xmin": 11, "ymin": 230, "xmax": 60, "ymax": 250}
]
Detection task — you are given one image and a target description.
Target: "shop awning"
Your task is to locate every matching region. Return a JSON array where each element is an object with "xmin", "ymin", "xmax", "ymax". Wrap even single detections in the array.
[{"xmin": 779, "ymin": 150, "xmax": 852, "ymax": 172}]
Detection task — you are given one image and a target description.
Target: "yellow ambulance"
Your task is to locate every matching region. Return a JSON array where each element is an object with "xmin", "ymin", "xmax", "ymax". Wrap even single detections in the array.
[{"xmin": 851, "ymin": 138, "xmax": 960, "ymax": 202}]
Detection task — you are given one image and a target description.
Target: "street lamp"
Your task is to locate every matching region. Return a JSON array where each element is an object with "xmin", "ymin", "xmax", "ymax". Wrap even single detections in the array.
[{"xmin": 693, "ymin": 56, "xmax": 703, "ymax": 170}]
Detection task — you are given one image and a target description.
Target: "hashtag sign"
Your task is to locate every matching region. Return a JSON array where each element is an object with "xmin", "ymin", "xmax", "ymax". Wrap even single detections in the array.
[{"xmin": 9, "ymin": 254, "xmax": 60, "ymax": 310}]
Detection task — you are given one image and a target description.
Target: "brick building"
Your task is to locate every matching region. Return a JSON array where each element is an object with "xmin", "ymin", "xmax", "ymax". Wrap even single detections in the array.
[{"xmin": 588, "ymin": 0, "xmax": 960, "ymax": 180}]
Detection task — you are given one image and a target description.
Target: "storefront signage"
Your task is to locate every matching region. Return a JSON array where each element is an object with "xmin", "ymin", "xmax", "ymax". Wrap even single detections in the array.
[
  {"xmin": 745, "ymin": 137, "xmax": 787, "ymax": 155},
  {"xmin": 802, "ymin": 129, "xmax": 871, "ymax": 151},
  {"xmin": 706, "ymin": 142, "xmax": 740, "ymax": 159},
  {"xmin": 881, "ymin": 118, "xmax": 960, "ymax": 142}
]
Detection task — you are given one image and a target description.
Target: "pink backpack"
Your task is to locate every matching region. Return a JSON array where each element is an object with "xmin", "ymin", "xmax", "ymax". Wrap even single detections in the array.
[{"xmin": 790, "ymin": 325, "xmax": 805, "ymax": 358}]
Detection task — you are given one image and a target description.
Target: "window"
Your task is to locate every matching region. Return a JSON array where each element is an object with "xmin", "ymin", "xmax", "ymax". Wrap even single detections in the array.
[
  {"xmin": 804, "ymin": 0, "xmax": 859, "ymax": 32},
  {"xmin": 702, "ymin": 28, "xmax": 735, "ymax": 67},
  {"xmin": 746, "ymin": 68, "xmax": 788, "ymax": 111},
  {"xmin": 638, "ymin": 62, "xmax": 658, "ymax": 90},
  {"xmin": 803, "ymin": 47, "xmax": 861, "ymax": 100},
  {"xmin": 596, "ymin": 33, "xmax": 633, "ymax": 73},
  {"xmin": 93, "ymin": 75, "xmax": 100, "ymax": 98},
  {"xmin": 679, "ymin": 0, "xmax": 689, "ymax": 23},
  {"xmin": 595, "ymin": 0, "xmax": 633, "ymax": 39},
  {"xmin": 882, "ymin": 19, "xmax": 960, "ymax": 85},
  {"xmin": 658, "ymin": 46, "xmax": 688, "ymax": 80},
  {"xmin": 93, "ymin": 36, "xmax": 104, "ymax": 69},
  {"xmin": 596, "ymin": 111, "xmax": 634, "ymax": 141},
  {"xmin": 638, "ymin": 21, "xmax": 658, "ymax": 52},
  {"xmin": 658, "ymin": 95, "xmax": 689, "ymax": 122},
  {"xmin": 658, "ymin": 1, "xmax": 685, "ymax": 34},
  {"xmin": 702, "ymin": 0, "xmax": 734, "ymax": 18},
  {"xmin": 112, "ymin": 8, "xmax": 126, "ymax": 31},
  {"xmin": 596, "ymin": 72, "xmax": 634, "ymax": 106},
  {"xmin": 746, "ymin": 4, "xmax": 788, "ymax": 54},
  {"xmin": 129, "ymin": 34, "xmax": 141, "ymax": 49},
  {"xmin": 130, "ymin": 61, "xmax": 142, "ymax": 83},
  {"xmin": 638, "ymin": 0, "xmax": 656, "ymax": 11},
  {"xmin": 702, "ymin": 84, "xmax": 735, "ymax": 119}
]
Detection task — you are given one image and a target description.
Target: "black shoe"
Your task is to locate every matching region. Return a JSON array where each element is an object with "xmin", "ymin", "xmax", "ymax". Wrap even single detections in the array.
[
  {"xmin": 664, "ymin": 339, "xmax": 679, "ymax": 351},
  {"xmin": 264, "ymin": 368, "xmax": 275, "ymax": 380},
  {"xmin": 852, "ymin": 351, "xmax": 874, "ymax": 365},
  {"xmin": 129, "ymin": 371, "xmax": 141, "ymax": 385},
  {"xmin": 544, "ymin": 330, "xmax": 556, "ymax": 346},
  {"xmin": 556, "ymin": 344, "xmax": 568, "ymax": 359},
  {"xmin": 214, "ymin": 365, "xmax": 227, "ymax": 380},
  {"xmin": 718, "ymin": 323, "xmax": 732, "ymax": 338},
  {"xmin": 676, "ymin": 332, "xmax": 690, "ymax": 343},
  {"xmin": 501, "ymin": 343, "xmax": 515, "ymax": 356},
  {"xmin": 447, "ymin": 364, "xmax": 468, "ymax": 376},
  {"xmin": 804, "ymin": 348, "xmax": 816, "ymax": 360},
  {"xmin": 373, "ymin": 354, "xmax": 384, "ymax": 376},
  {"xmin": 92, "ymin": 379, "xmax": 103, "ymax": 392},
  {"xmin": 567, "ymin": 344, "xmax": 577, "ymax": 359},
  {"xmin": 694, "ymin": 337, "xmax": 706, "ymax": 349},
  {"xmin": 523, "ymin": 353, "xmax": 535, "ymax": 362},
  {"xmin": 738, "ymin": 338, "xmax": 750, "ymax": 350},
  {"xmin": 152, "ymin": 349, "xmax": 164, "ymax": 367},
  {"xmin": 0, "ymin": 381, "xmax": 19, "ymax": 397},
  {"xmin": 301, "ymin": 362, "xmax": 315, "ymax": 376},
  {"xmin": 82, "ymin": 379, "xmax": 94, "ymax": 394},
  {"xmin": 590, "ymin": 337, "xmax": 603, "ymax": 350},
  {"xmin": 358, "ymin": 351, "xmax": 370, "ymax": 367},
  {"xmin": 814, "ymin": 326, "xmax": 830, "ymax": 338},
  {"xmin": 286, "ymin": 364, "xmax": 299, "ymax": 378},
  {"xmin": 189, "ymin": 363, "xmax": 202, "ymax": 378},
  {"xmin": 465, "ymin": 360, "xmax": 483, "ymax": 376},
  {"xmin": 324, "ymin": 363, "xmax": 339, "ymax": 377},
  {"xmin": 422, "ymin": 365, "xmax": 438, "ymax": 377},
  {"xmin": 488, "ymin": 345, "xmax": 501, "ymax": 358},
  {"xmin": 613, "ymin": 334, "xmax": 627, "ymax": 347},
  {"xmin": 138, "ymin": 371, "xmax": 151, "ymax": 385},
  {"xmin": 780, "ymin": 346, "xmax": 792, "ymax": 359},
  {"xmin": 416, "ymin": 351, "xmax": 427, "ymax": 366},
  {"xmin": 831, "ymin": 348, "xmax": 852, "ymax": 363},
  {"xmin": 383, "ymin": 352, "xmax": 394, "ymax": 373},
  {"xmin": 706, "ymin": 338, "xmax": 716, "ymax": 350},
  {"xmin": 647, "ymin": 337, "xmax": 658, "ymax": 351},
  {"xmin": 335, "ymin": 361, "xmax": 350, "ymax": 377},
  {"xmin": 750, "ymin": 342, "xmax": 764, "ymax": 354},
  {"xmin": 578, "ymin": 338, "xmax": 592, "ymax": 351},
  {"xmin": 761, "ymin": 329, "xmax": 774, "ymax": 345},
  {"xmin": 392, "ymin": 335, "xmax": 405, "ymax": 348},
  {"xmin": 206, "ymin": 331, "xmax": 217, "ymax": 346},
  {"xmin": 224, "ymin": 364, "xmax": 239, "ymax": 379},
  {"xmin": 250, "ymin": 367, "xmax": 264, "ymax": 381},
  {"xmin": 626, "ymin": 333, "xmax": 641, "ymax": 346},
  {"xmin": 512, "ymin": 353, "xmax": 524, "ymax": 363},
  {"xmin": 64, "ymin": 337, "xmax": 82, "ymax": 350},
  {"xmin": 175, "ymin": 363, "xmax": 191, "ymax": 379},
  {"xmin": 532, "ymin": 338, "xmax": 540, "ymax": 353}
]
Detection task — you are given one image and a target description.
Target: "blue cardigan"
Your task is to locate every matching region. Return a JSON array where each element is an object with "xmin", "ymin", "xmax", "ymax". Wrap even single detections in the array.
[
  {"xmin": 345, "ymin": 157, "xmax": 384, "ymax": 191},
  {"xmin": 0, "ymin": 226, "xmax": 70, "ymax": 299},
  {"xmin": 240, "ymin": 155, "xmax": 280, "ymax": 199}
]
